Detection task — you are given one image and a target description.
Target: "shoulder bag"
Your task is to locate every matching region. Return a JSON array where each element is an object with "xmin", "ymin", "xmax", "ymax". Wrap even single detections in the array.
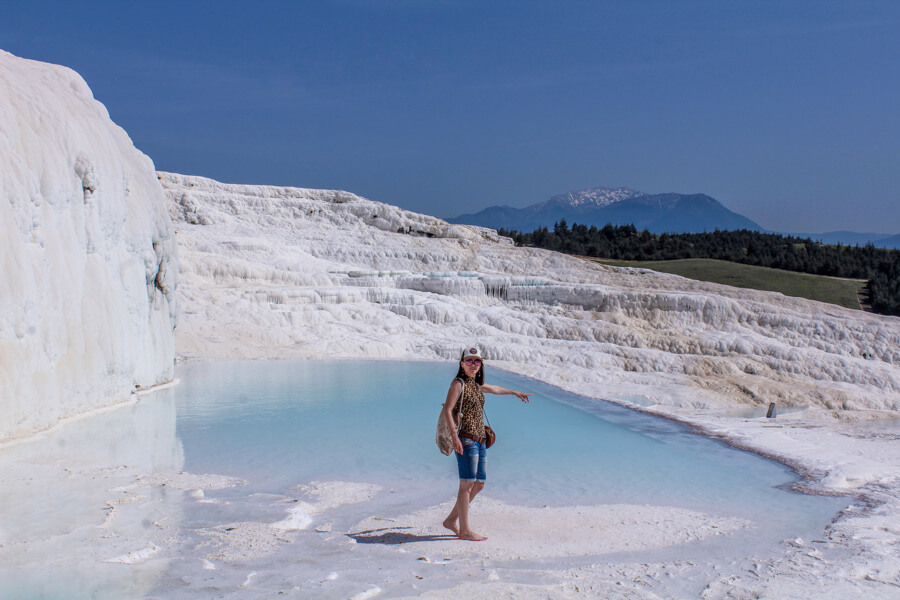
[{"xmin": 436, "ymin": 378, "xmax": 464, "ymax": 456}]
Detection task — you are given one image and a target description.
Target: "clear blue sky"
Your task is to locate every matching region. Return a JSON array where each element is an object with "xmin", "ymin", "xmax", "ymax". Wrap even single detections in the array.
[{"xmin": 3, "ymin": 1, "xmax": 898, "ymax": 233}]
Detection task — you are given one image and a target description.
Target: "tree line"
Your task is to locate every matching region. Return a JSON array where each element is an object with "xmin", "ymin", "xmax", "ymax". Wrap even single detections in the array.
[{"xmin": 498, "ymin": 221, "xmax": 900, "ymax": 316}]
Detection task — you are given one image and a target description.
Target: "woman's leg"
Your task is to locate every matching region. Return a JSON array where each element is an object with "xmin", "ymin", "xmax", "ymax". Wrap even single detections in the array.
[
  {"xmin": 443, "ymin": 480, "xmax": 486, "ymax": 536},
  {"xmin": 456, "ymin": 479, "xmax": 487, "ymax": 541},
  {"xmin": 443, "ymin": 440, "xmax": 487, "ymax": 540},
  {"xmin": 469, "ymin": 481, "xmax": 485, "ymax": 501},
  {"xmin": 446, "ymin": 480, "xmax": 486, "ymax": 541},
  {"xmin": 443, "ymin": 482, "xmax": 463, "ymax": 534}
]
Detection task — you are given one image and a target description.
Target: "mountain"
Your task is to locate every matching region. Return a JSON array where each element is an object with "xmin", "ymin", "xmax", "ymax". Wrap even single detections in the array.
[
  {"xmin": 791, "ymin": 231, "xmax": 900, "ymax": 250},
  {"xmin": 448, "ymin": 187, "xmax": 763, "ymax": 234},
  {"xmin": 877, "ymin": 234, "xmax": 900, "ymax": 249}
]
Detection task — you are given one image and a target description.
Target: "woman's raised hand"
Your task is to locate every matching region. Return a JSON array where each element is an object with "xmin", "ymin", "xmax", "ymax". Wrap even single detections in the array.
[{"xmin": 515, "ymin": 391, "xmax": 531, "ymax": 403}]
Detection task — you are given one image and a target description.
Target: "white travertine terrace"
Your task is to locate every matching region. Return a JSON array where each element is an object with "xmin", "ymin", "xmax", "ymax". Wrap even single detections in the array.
[
  {"xmin": 158, "ymin": 172, "xmax": 900, "ymax": 597},
  {"xmin": 0, "ymin": 51, "xmax": 178, "ymax": 441},
  {"xmin": 161, "ymin": 171, "xmax": 899, "ymax": 419}
]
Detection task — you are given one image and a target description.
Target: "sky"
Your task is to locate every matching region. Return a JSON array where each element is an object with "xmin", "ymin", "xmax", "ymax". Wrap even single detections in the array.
[{"xmin": 2, "ymin": 0, "xmax": 899, "ymax": 234}]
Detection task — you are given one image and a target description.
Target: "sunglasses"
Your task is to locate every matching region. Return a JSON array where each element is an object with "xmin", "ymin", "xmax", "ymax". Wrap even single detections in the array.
[{"xmin": 463, "ymin": 359, "xmax": 482, "ymax": 366}]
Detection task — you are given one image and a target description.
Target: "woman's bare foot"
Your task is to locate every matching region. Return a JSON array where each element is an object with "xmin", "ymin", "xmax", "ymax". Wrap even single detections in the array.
[
  {"xmin": 457, "ymin": 529, "xmax": 487, "ymax": 541},
  {"xmin": 442, "ymin": 517, "xmax": 459, "ymax": 535}
]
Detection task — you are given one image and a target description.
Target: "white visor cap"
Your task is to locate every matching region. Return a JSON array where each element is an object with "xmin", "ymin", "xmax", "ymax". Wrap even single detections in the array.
[{"xmin": 461, "ymin": 346, "xmax": 482, "ymax": 361}]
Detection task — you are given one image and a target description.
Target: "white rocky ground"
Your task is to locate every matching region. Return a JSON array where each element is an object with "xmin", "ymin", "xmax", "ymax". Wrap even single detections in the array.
[
  {"xmin": 159, "ymin": 171, "xmax": 900, "ymax": 598},
  {"xmin": 0, "ymin": 51, "xmax": 178, "ymax": 440}
]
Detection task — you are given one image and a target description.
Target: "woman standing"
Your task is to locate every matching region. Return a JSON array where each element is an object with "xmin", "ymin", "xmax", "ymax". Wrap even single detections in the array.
[{"xmin": 441, "ymin": 346, "xmax": 531, "ymax": 541}]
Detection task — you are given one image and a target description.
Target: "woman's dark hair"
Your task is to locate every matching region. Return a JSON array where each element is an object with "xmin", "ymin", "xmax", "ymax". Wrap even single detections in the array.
[{"xmin": 455, "ymin": 350, "xmax": 484, "ymax": 385}]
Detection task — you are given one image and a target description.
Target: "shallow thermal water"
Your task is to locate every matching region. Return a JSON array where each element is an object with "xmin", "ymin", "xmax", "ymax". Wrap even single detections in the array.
[
  {"xmin": 0, "ymin": 360, "xmax": 847, "ymax": 599},
  {"xmin": 172, "ymin": 361, "xmax": 838, "ymax": 518}
]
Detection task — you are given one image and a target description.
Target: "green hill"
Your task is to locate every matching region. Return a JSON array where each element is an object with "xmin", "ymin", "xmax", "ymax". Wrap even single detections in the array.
[{"xmin": 592, "ymin": 258, "xmax": 865, "ymax": 310}]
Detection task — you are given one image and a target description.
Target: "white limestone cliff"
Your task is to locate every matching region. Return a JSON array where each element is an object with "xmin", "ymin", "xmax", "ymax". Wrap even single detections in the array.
[
  {"xmin": 0, "ymin": 51, "xmax": 178, "ymax": 441},
  {"xmin": 161, "ymin": 172, "xmax": 899, "ymax": 418}
]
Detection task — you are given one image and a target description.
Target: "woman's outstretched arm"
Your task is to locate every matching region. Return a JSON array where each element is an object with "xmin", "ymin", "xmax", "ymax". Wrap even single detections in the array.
[{"xmin": 480, "ymin": 384, "xmax": 531, "ymax": 403}]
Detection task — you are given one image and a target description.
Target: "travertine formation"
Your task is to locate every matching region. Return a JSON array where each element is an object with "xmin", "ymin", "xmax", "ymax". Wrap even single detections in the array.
[
  {"xmin": 0, "ymin": 51, "xmax": 178, "ymax": 440},
  {"xmin": 161, "ymin": 171, "xmax": 899, "ymax": 418}
]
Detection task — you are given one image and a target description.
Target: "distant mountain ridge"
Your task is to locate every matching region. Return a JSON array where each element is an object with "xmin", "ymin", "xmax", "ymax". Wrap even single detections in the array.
[
  {"xmin": 877, "ymin": 234, "xmax": 900, "ymax": 249},
  {"xmin": 448, "ymin": 187, "xmax": 763, "ymax": 234},
  {"xmin": 448, "ymin": 188, "xmax": 900, "ymax": 248},
  {"xmin": 790, "ymin": 231, "xmax": 900, "ymax": 250}
]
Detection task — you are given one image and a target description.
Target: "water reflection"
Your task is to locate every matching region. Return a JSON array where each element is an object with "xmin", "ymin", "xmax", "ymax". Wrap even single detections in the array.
[
  {"xmin": 0, "ymin": 360, "xmax": 849, "ymax": 599},
  {"xmin": 0, "ymin": 387, "xmax": 182, "ymax": 600},
  {"xmin": 174, "ymin": 360, "xmax": 845, "ymax": 527}
]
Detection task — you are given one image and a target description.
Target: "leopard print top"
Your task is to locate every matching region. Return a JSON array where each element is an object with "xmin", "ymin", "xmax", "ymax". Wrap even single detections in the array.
[{"xmin": 456, "ymin": 376, "xmax": 485, "ymax": 437}]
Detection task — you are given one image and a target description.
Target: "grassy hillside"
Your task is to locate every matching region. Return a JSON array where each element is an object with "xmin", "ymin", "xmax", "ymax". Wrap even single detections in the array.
[{"xmin": 591, "ymin": 258, "xmax": 865, "ymax": 310}]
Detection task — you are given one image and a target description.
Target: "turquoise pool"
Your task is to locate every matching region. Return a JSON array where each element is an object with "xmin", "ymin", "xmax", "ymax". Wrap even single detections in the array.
[{"xmin": 0, "ymin": 359, "xmax": 847, "ymax": 599}]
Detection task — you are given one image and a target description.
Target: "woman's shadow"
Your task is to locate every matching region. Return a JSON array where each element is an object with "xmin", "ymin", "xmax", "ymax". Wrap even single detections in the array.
[{"xmin": 348, "ymin": 526, "xmax": 456, "ymax": 545}]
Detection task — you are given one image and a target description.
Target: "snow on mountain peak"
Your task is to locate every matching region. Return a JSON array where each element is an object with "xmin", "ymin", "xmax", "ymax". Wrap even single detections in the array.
[{"xmin": 547, "ymin": 187, "xmax": 645, "ymax": 209}]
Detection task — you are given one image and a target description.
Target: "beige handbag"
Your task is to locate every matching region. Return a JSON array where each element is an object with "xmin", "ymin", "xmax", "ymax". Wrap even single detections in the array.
[{"xmin": 436, "ymin": 378, "xmax": 464, "ymax": 456}]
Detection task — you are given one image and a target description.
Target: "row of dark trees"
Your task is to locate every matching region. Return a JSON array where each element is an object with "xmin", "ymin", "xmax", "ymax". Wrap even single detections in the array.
[{"xmin": 498, "ymin": 221, "xmax": 900, "ymax": 316}]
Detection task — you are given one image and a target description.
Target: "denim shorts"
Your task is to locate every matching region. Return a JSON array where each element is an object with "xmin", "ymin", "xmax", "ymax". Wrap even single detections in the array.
[{"xmin": 456, "ymin": 436, "xmax": 487, "ymax": 482}]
